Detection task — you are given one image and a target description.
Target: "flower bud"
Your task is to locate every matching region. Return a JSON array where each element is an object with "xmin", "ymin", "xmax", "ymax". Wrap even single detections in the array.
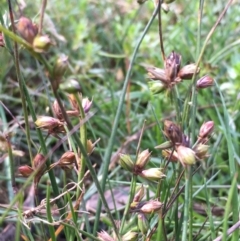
[
  {"xmin": 146, "ymin": 67, "xmax": 168, "ymax": 84},
  {"xmin": 196, "ymin": 75, "xmax": 214, "ymax": 89},
  {"xmin": 17, "ymin": 17, "xmax": 38, "ymax": 44},
  {"xmin": 148, "ymin": 80, "xmax": 166, "ymax": 94},
  {"xmin": 97, "ymin": 231, "xmax": 114, "ymax": 241},
  {"xmin": 82, "ymin": 97, "xmax": 93, "ymax": 113},
  {"xmin": 18, "ymin": 165, "xmax": 34, "ymax": 177},
  {"xmin": 87, "ymin": 139, "xmax": 95, "ymax": 154},
  {"xmin": 140, "ymin": 168, "xmax": 166, "ymax": 181},
  {"xmin": 52, "ymin": 100, "xmax": 63, "ymax": 120},
  {"xmin": 135, "ymin": 149, "xmax": 151, "ymax": 169},
  {"xmin": 52, "ymin": 55, "xmax": 68, "ymax": 79},
  {"xmin": 164, "ymin": 51, "xmax": 181, "ymax": 81},
  {"xmin": 33, "ymin": 34, "xmax": 51, "ymax": 53},
  {"xmin": 122, "ymin": 231, "xmax": 138, "ymax": 241},
  {"xmin": 133, "ymin": 185, "xmax": 145, "ymax": 202},
  {"xmin": 155, "ymin": 141, "xmax": 173, "ymax": 150},
  {"xmin": 58, "ymin": 151, "xmax": 76, "ymax": 167},
  {"xmin": 164, "ymin": 120, "xmax": 183, "ymax": 144},
  {"xmin": 137, "ymin": 213, "xmax": 149, "ymax": 235},
  {"xmin": 0, "ymin": 133, "xmax": 8, "ymax": 152},
  {"xmin": 176, "ymin": 145, "xmax": 196, "ymax": 166},
  {"xmin": 59, "ymin": 79, "xmax": 81, "ymax": 93},
  {"xmin": 140, "ymin": 200, "xmax": 163, "ymax": 214},
  {"xmin": 162, "ymin": 149, "xmax": 178, "ymax": 162},
  {"xmin": 119, "ymin": 154, "xmax": 134, "ymax": 172},
  {"xmin": 68, "ymin": 94, "xmax": 79, "ymax": 110},
  {"xmin": 178, "ymin": 64, "xmax": 200, "ymax": 80},
  {"xmin": 35, "ymin": 116, "xmax": 63, "ymax": 130},
  {"xmin": 198, "ymin": 121, "xmax": 214, "ymax": 139},
  {"xmin": 194, "ymin": 144, "xmax": 209, "ymax": 160}
]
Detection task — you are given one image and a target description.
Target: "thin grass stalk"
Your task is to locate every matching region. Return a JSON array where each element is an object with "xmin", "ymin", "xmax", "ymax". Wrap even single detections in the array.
[
  {"xmin": 156, "ymin": 210, "xmax": 164, "ymax": 241},
  {"xmin": 221, "ymin": 174, "xmax": 238, "ymax": 241},
  {"xmin": 74, "ymin": 94, "xmax": 87, "ymax": 196},
  {"xmin": 93, "ymin": 4, "xmax": 161, "ymax": 235},
  {"xmin": 119, "ymin": 175, "xmax": 137, "ymax": 233},
  {"xmin": 204, "ymin": 178, "xmax": 216, "ymax": 240},
  {"xmin": 181, "ymin": 166, "xmax": 191, "ymax": 241},
  {"xmin": 15, "ymin": 194, "xmax": 24, "ymax": 241},
  {"xmin": 46, "ymin": 183, "xmax": 56, "ymax": 241}
]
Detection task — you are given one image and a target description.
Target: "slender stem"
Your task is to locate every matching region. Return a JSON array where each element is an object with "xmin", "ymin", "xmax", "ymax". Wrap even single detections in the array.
[
  {"xmin": 181, "ymin": 166, "xmax": 191, "ymax": 241},
  {"xmin": 93, "ymin": 4, "xmax": 160, "ymax": 236},
  {"xmin": 157, "ymin": 0, "xmax": 165, "ymax": 61},
  {"xmin": 39, "ymin": 0, "xmax": 47, "ymax": 35},
  {"xmin": 119, "ymin": 175, "xmax": 137, "ymax": 233}
]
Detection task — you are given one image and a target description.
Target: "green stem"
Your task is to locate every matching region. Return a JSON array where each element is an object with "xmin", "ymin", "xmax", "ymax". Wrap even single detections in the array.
[
  {"xmin": 181, "ymin": 166, "xmax": 191, "ymax": 241},
  {"xmin": 93, "ymin": 4, "xmax": 160, "ymax": 236},
  {"xmin": 119, "ymin": 175, "xmax": 137, "ymax": 233}
]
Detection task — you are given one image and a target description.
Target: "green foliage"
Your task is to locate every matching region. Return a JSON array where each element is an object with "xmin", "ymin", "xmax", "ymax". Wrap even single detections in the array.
[{"xmin": 0, "ymin": 0, "xmax": 240, "ymax": 240}]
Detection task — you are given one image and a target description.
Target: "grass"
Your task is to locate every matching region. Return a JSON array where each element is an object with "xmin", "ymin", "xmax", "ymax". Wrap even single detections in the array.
[{"xmin": 0, "ymin": 0, "xmax": 240, "ymax": 240}]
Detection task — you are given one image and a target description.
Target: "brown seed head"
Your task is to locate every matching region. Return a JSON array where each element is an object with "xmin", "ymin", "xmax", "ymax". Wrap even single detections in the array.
[
  {"xmin": 198, "ymin": 121, "xmax": 214, "ymax": 139},
  {"xmin": 164, "ymin": 120, "xmax": 183, "ymax": 144},
  {"xmin": 162, "ymin": 149, "xmax": 179, "ymax": 162},
  {"xmin": 176, "ymin": 145, "xmax": 196, "ymax": 166},
  {"xmin": 97, "ymin": 231, "xmax": 114, "ymax": 241},
  {"xmin": 18, "ymin": 165, "xmax": 34, "ymax": 177},
  {"xmin": 135, "ymin": 149, "xmax": 151, "ymax": 169},
  {"xmin": 146, "ymin": 66, "xmax": 168, "ymax": 84},
  {"xmin": 122, "ymin": 231, "xmax": 138, "ymax": 241},
  {"xmin": 33, "ymin": 34, "xmax": 51, "ymax": 53},
  {"xmin": 133, "ymin": 185, "xmax": 145, "ymax": 202},
  {"xmin": 164, "ymin": 51, "xmax": 181, "ymax": 81},
  {"xmin": 52, "ymin": 55, "xmax": 68, "ymax": 79},
  {"xmin": 194, "ymin": 144, "xmax": 209, "ymax": 160},
  {"xmin": 140, "ymin": 168, "xmax": 166, "ymax": 181},
  {"xmin": 196, "ymin": 75, "xmax": 214, "ymax": 89},
  {"xmin": 178, "ymin": 64, "xmax": 200, "ymax": 80},
  {"xmin": 140, "ymin": 200, "xmax": 163, "ymax": 214},
  {"xmin": 52, "ymin": 100, "xmax": 63, "ymax": 120},
  {"xmin": 17, "ymin": 17, "xmax": 38, "ymax": 44},
  {"xmin": 58, "ymin": 151, "xmax": 76, "ymax": 167}
]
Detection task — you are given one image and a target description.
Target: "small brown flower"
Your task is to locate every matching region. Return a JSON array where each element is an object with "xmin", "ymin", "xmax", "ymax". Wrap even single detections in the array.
[
  {"xmin": 133, "ymin": 185, "xmax": 145, "ymax": 202},
  {"xmin": 18, "ymin": 165, "xmax": 34, "ymax": 177},
  {"xmin": 196, "ymin": 75, "xmax": 214, "ymax": 89},
  {"xmin": 17, "ymin": 17, "xmax": 38, "ymax": 44},
  {"xmin": 164, "ymin": 51, "xmax": 181, "ymax": 82},
  {"xmin": 140, "ymin": 168, "xmax": 166, "ymax": 181},
  {"xmin": 135, "ymin": 149, "xmax": 151, "ymax": 169},
  {"xmin": 140, "ymin": 200, "xmax": 163, "ymax": 214},
  {"xmin": 176, "ymin": 145, "xmax": 196, "ymax": 166},
  {"xmin": 198, "ymin": 121, "xmax": 214, "ymax": 140},
  {"xmin": 164, "ymin": 120, "xmax": 183, "ymax": 145},
  {"xmin": 178, "ymin": 64, "xmax": 200, "ymax": 80},
  {"xmin": 33, "ymin": 34, "xmax": 52, "ymax": 53}
]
